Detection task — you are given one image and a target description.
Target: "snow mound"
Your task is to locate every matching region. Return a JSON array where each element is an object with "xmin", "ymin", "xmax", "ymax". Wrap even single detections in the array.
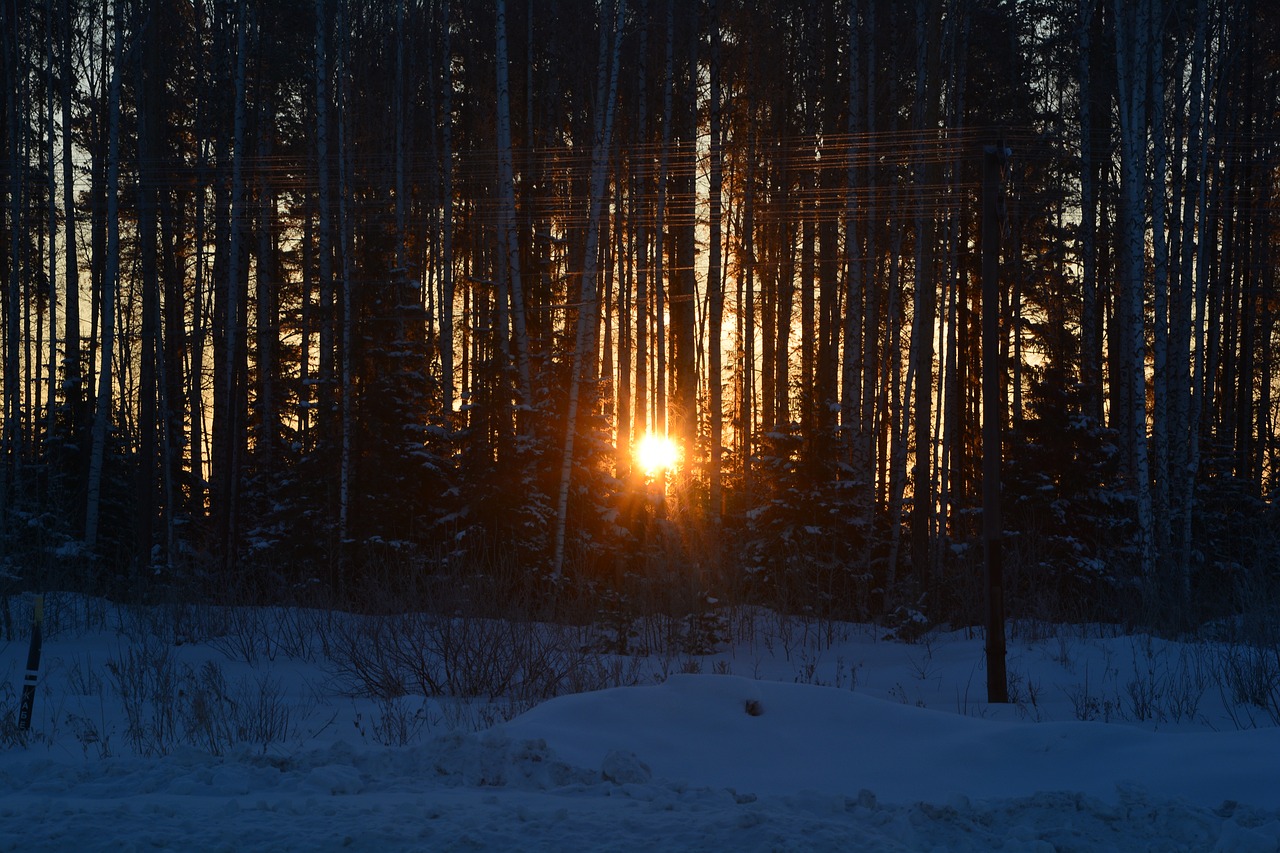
[
  {"xmin": 504, "ymin": 673, "xmax": 1280, "ymax": 809},
  {"xmin": 7, "ymin": 616, "xmax": 1280, "ymax": 850},
  {"xmin": 5, "ymin": 675, "xmax": 1280, "ymax": 850}
]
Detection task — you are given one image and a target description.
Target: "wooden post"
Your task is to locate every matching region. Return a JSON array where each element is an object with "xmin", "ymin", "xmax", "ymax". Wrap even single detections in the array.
[{"xmin": 982, "ymin": 144, "xmax": 1009, "ymax": 704}]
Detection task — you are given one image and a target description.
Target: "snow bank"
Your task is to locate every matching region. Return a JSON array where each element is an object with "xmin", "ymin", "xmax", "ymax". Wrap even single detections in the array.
[
  {"xmin": 506, "ymin": 673, "xmax": 1280, "ymax": 808},
  {"xmin": 5, "ymin": 604, "xmax": 1280, "ymax": 850}
]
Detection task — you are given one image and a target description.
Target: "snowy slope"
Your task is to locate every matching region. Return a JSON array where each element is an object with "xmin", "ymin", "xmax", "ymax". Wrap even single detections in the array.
[
  {"xmin": 2, "ymin": 599, "xmax": 1280, "ymax": 851},
  {"xmin": 507, "ymin": 673, "xmax": 1280, "ymax": 807}
]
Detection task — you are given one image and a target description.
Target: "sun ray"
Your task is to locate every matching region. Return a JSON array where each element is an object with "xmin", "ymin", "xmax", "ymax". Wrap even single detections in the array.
[{"xmin": 635, "ymin": 432, "xmax": 679, "ymax": 477}]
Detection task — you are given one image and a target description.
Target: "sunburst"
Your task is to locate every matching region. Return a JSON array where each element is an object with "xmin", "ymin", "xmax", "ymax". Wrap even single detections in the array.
[{"xmin": 635, "ymin": 432, "xmax": 678, "ymax": 476}]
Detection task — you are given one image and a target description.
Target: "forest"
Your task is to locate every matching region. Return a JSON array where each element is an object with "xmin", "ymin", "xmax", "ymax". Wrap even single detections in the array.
[{"xmin": 0, "ymin": 0, "xmax": 1277, "ymax": 631}]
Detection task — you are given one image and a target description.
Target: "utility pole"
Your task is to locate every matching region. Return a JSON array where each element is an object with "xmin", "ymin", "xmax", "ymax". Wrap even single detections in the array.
[{"xmin": 982, "ymin": 143, "xmax": 1009, "ymax": 704}]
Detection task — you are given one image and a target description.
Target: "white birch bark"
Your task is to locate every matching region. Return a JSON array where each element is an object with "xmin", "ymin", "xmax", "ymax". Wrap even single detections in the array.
[{"xmin": 1114, "ymin": 0, "xmax": 1154, "ymax": 579}]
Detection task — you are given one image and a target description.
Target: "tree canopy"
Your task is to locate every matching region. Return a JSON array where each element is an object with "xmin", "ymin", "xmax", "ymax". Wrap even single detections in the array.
[{"xmin": 1, "ymin": 0, "xmax": 1277, "ymax": 629}]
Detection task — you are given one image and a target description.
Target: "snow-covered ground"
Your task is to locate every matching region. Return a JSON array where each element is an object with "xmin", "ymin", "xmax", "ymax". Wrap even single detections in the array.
[{"xmin": 2, "ymin": 593, "xmax": 1279, "ymax": 851}]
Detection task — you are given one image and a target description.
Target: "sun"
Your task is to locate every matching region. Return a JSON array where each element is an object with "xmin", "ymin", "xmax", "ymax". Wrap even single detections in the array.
[{"xmin": 635, "ymin": 432, "xmax": 679, "ymax": 476}]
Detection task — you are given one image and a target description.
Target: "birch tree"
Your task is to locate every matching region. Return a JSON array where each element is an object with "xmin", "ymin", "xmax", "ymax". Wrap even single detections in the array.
[{"xmin": 1113, "ymin": 0, "xmax": 1153, "ymax": 580}]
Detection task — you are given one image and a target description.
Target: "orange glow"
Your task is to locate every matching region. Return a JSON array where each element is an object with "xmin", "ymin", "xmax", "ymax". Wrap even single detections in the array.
[{"xmin": 635, "ymin": 432, "xmax": 678, "ymax": 476}]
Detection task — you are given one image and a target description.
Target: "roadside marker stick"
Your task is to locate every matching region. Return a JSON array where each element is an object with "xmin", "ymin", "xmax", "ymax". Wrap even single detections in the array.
[{"xmin": 17, "ymin": 595, "xmax": 44, "ymax": 732}]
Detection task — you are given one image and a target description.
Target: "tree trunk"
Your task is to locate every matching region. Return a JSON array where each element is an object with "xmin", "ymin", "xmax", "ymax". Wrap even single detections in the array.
[
  {"xmin": 136, "ymin": 0, "xmax": 161, "ymax": 566},
  {"xmin": 159, "ymin": 171, "xmax": 184, "ymax": 559},
  {"xmin": 2, "ymin": 0, "xmax": 24, "ymax": 519},
  {"xmin": 552, "ymin": 0, "xmax": 625, "ymax": 578},
  {"xmin": 44, "ymin": 0, "xmax": 57, "ymax": 446},
  {"xmin": 707, "ymin": 0, "xmax": 724, "ymax": 529},
  {"xmin": 1148, "ymin": 2, "xmax": 1170, "ymax": 556},
  {"xmin": 213, "ymin": 0, "xmax": 249, "ymax": 569},
  {"xmin": 439, "ymin": 0, "xmax": 455, "ymax": 427},
  {"xmin": 255, "ymin": 96, "xmax": 277, "ymax": 460},
  {"xmin": 337, "ymin": 0, "xmax": 353, "ymax": 559},
  {"xmin": 190, "ymin": 134, "xmax": 207, "ymax": 524},
  {"xmin": 841, "ymin": 0, "xmax": 863, "ymax": 477},
  {"xmin": 909, "ymin": 0, "xmax": 942, "ymax": 589},
  {"xmin": 1174, "ymin": 0, "xmax": 1207, "ymax": 596},
  {"xmin": 315, "ymin": 0, "xmax": 334, "ymax": 450},
  {"xmin": 858, "ymin": 0, "xmax": 879, "ymax": 529},
  {"xmin": 1114, "ymin": 0, "xmax": 1153, "ymax": 581},
  {"xmin": 85, "ymin": 2, "xmax": 123, "ymax": 550},
  {"xmin": 60, "ymin": 0, "xmax": 81, "ymax": 435},
  {"xmin": 1078, "ymin": 0, "xmax": 1103, "ymax": 424},
  {"xmin": 495, "ymin": 0, "xmax": 533, "ymax": 425},
  {"xmin": 616, "ymin": 157, "xmax": 632, "ymax": 475},
  {"xmin": 654, "ymin": 0, "xmax": 673, "ymax": 440},
  {"xmin": 669, "ymin": 11, "xmax": 697, "ymax": 491},
  {"xmin": 631, "ymin": 0, "xmax": 649, "ymax": 451},
  {"xmin": 740, "ymin": 126, "xmax": 756, "ymax": 498},
  {"xmin": 799, "ymin": 3, "xmax": 817, "ymax": 466}
]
